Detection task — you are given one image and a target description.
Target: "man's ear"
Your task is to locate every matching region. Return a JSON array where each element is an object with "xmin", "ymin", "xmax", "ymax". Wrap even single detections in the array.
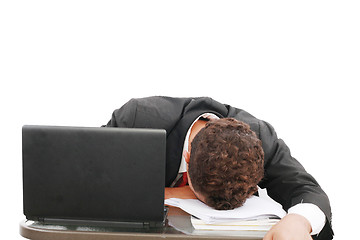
[{"xmin": 183, "ymin": 150, "xmax": 190, "ymax": 164}]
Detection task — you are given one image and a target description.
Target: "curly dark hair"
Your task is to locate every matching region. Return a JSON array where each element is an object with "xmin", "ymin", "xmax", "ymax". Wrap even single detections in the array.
[{"xmin": 188, "ymin": 118, "xmax": 264, "ymax": 210}]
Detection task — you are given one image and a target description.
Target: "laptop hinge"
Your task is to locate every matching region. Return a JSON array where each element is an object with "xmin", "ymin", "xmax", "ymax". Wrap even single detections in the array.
[{"xmin": 42, "ymin": 218, "xmax": 150, "ymax": 228}]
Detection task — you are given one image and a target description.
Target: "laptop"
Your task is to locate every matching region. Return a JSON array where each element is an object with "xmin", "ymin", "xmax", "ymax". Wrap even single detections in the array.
[{"xmin": 22, "ymin": 125, "xmax": 167, "ymax": 228}]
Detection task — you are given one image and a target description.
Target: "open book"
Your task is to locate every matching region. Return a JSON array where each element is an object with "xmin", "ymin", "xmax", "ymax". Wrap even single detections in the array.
[{"xmin": 165, "ymin": 196, "xmax": 286, "ymax": 231}]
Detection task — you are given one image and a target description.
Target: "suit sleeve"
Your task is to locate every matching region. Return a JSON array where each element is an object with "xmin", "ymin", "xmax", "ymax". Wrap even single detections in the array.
[
  {"xmin": 258, "ymin": 120, "xmax": 333, "ymax": 239},
  {"xmin": 102, "ymin": 98, "xmax": 138, "ymax": 128},
  {"xmin": 102, "ymin": 96, "xmax": 189, "ymax": 131}
]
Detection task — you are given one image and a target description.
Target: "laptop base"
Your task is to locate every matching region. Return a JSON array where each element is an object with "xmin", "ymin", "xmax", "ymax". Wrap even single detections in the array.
[{"xmin": 28, "ymin": 208, "xmax": 169, "ymax": 229}]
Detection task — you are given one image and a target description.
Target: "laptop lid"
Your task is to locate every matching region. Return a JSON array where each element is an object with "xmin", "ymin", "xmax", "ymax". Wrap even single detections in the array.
[{"xmin": 22, "ymin": 125, "xmax": 166, "ymax": 227}]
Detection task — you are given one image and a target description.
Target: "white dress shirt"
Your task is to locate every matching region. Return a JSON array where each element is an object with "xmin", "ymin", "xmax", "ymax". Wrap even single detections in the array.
[{"xmin": 177, "ymin": 113, "xmax": 326, "ymax": 235}]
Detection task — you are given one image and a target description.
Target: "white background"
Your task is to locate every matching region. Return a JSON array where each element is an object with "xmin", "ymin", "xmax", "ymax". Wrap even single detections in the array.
[{"xmin": 1, "ymin": 1, "xmax": 359, "ymax": 239}]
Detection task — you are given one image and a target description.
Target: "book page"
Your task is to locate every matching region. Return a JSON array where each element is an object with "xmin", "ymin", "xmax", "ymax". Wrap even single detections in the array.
[{"xmin": 165, "ymin": 195, "xmax": 286, "ymax": 224}]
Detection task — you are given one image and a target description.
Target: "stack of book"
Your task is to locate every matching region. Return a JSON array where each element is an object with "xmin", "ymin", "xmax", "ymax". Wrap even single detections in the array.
[{"xmin": 165, "ymin": 195, "xmax": 286, "ymax": 231}]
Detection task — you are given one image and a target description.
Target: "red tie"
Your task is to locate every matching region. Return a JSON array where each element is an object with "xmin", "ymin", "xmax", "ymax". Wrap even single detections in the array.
[{"xmin": 175, "ymin": 172, "xmax": 188, "ymax": 187}]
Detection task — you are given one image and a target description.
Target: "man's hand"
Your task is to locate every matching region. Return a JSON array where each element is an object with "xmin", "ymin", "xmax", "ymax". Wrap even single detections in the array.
[
  {"xmin": 263, "ymin": 214, "xmax": 312, "ymax": 240},
  {"xmin": 165, "ymin": 186, "xmax": 197, "ymax": 200}
]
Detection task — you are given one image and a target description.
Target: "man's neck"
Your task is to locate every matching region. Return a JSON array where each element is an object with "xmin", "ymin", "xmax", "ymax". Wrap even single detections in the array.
[{"xmin": 188, "ymin": 119, "xmax": 207, "ymax": 151}]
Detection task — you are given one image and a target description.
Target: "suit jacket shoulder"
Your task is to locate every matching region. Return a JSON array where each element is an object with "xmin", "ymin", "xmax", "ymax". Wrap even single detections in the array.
[{"xmin": 105, "ymin": 96, "xmax": 231, "ymax": 131}]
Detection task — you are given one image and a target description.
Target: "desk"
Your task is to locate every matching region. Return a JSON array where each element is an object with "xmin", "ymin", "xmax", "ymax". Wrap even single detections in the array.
[{"xmin": 19, "ymin": 208, "xmax": 264, "ymax": 240}]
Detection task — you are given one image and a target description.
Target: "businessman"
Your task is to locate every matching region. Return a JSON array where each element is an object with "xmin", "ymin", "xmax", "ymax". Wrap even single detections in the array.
[{"xmin": 104, "ymin": 96, "xmax": 333, "ymax": 240}]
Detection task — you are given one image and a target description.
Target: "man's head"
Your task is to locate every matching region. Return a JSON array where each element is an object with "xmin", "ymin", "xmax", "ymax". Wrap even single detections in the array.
[{"xmin": 187, "ymin": 118, "xmax": 264, "ymax": 210}]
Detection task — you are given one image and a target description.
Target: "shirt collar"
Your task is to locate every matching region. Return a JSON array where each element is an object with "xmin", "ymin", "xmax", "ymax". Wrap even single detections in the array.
[{"xmin": 178, "ymin": 113, "xmax": 220, "ymax": 173}]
